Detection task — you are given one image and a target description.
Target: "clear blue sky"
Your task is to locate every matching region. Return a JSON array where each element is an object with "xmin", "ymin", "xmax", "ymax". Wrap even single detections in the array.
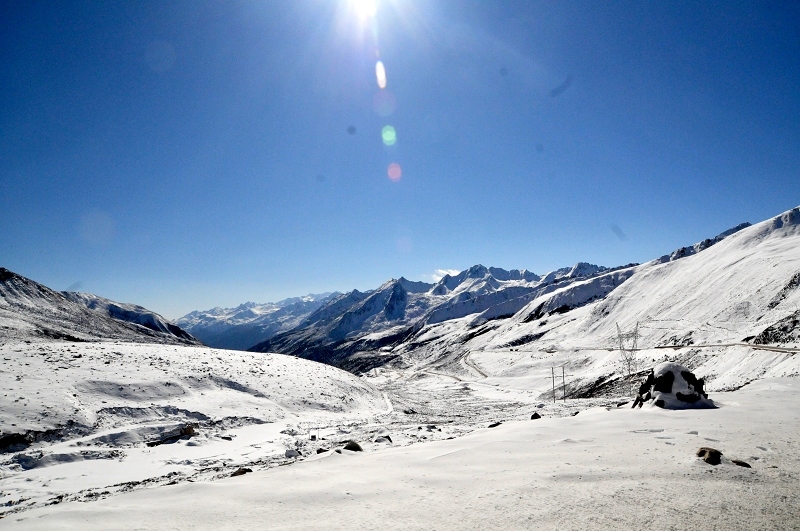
[{"xmin": 2, "ymin": 0, "xmax": 799, "ymax": 319}]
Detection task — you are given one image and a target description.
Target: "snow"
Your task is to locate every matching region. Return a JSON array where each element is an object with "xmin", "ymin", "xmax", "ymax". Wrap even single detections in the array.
[
  {"xmin": 4, "ymin": 377, "xmax": 798, "ymax": 529},
  {"xmin": 0, "ymin": 341, "xmax": 387, "ymax": 517}
]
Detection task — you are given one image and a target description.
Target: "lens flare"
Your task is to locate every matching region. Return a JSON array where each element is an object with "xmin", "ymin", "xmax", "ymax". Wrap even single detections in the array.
[
  {"xmin": 375, "ymin": 60, "xmax": 387, "ymax": 89},
  {"xmin": 387, "ymin": 163, "xmax": 402, "ymax": 181},
  {"xmin": 372, "ymin": 90, "xmax": 396, "ymax": 117},
  {"xmin": 381, "ymin": 125, "xmax": 397, "ymax": 146}
]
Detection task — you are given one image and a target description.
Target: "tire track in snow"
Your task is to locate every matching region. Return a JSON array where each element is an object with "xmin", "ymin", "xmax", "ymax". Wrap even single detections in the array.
[{"xmin": 462, "ymin": 351, "xmax": 488, "ymax": 378}]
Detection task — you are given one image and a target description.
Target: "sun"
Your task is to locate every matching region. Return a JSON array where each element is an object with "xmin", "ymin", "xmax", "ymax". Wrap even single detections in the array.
[{"xmin": 350, "ymin": 0, "xmax": 377, "ymax": 20}]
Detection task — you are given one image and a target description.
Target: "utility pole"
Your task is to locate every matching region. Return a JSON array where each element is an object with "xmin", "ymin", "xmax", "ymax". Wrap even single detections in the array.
[{"xmin": 547, "ymin": 365, "xmax": 574, "ymax": 403}]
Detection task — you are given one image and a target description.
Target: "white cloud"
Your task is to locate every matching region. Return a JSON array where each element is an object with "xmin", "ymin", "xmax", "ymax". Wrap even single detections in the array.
[{"xmin": 431, "ymin": 269, "xmax": 460, "ymax": 282}]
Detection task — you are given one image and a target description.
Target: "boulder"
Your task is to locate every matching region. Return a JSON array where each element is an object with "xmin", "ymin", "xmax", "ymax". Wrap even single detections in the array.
[
  {"xmin": 732, "ymin": 459, "xmax": 752, "ymax": 468},
  {"xmin": 316, "ymin": 448, "xmax": 329, "ymax": 454},
  {"xmin": 231, "ymin": 467, "xmax": 252, "ymax": 477},
  {"xmin": 343, "ymin": 441, "xmax": 363, "ymax": 452},
  {"xmin": 696, "ymin": 447, "xmax": 722, "ymax": 465},
  {"xmin": 146, "ymin": 424, "xmax": 197, "ymax": 447},
  {"xmin": 488, "ymin": 422, "xmax": 502, "ymax": 428},
  {"xmin": 648, "ymin": 362, "xmax": 715, "ymax": 409},
  {"xmin": 374, "ymin": 436, "xmax": 392, "ymax": 443},
  {"xmin": 531, "ymin": 412, "xmax": 541, "ymax": 420},
  {"xmin": 285, "ymin": 449, "xmax": 301, "ymax": 458}
]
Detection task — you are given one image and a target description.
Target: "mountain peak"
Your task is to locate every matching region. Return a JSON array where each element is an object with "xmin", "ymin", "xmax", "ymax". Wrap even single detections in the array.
[
  {"xmin": 0, "ymin": 267, "xmax": 19, "ymax": 282},
  {"xmin": 465, "ymin": 264, "xmax": 490, "ymax": 279}
]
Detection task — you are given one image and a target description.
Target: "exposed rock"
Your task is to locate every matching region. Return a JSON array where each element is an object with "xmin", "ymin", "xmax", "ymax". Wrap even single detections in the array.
[
  {"xmin": 146, "ymin": 424, "xmax": 197, "ymax": 447},
  {"xmin": 751, "ymin": 309, "xmax": 800, "ymax": 345},
  {"xmin": 0, "ymin": 431, "xmax": 39, "ymax": 453},
  {"xmin": 697, "ymin": 447, "xmax": 722, "ymax": 465},
  {"xmin": 653, "ymin": 371, "xmax": 674, "ymax": 393},
  {"xmin": 647, "ymin": 363, "xmax": 715, "ymax": 409},
  {"xmin": 343, "ymin": 441, "xmax": 363, "ymax": 452}
]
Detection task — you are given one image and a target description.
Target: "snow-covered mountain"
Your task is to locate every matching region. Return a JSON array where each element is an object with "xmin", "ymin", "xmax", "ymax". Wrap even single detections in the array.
[
  {"xmin": 249, "ymin": 264, "xmax": 629, "ymax": 370},
  {"xmin": 376, "ymin": 206, "xmax": 800, "ymax": 395},
  {"xmin": 175, "ymin": 293, "xmax": 336, "ymax": 350},
  {"xmin": 0, "ymin": 269, "xmax": 200, "ymax": 345}
]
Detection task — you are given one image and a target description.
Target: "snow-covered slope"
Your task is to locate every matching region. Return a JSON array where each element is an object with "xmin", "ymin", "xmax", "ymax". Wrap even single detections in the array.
[
  {"xmin": 62, "ymin": 292, "xmax": 196, "ymax": 343},
  {"xmin": 175, "ymin": 294, "xmax": 335, "ymax": 350},
  {"xmin": 0, "ymin": 269, "xmax": 200, "ymax": 345},
  {"xmin": 380, "ymin": 206, "xmax": 799, "ymax": 400},
  {"xmin": 7, "ymin": 377, "xmax": 800, "ymax": 530},
  {"xmin": 0, "ymin": 341, "xmax": 387, "ymax": 516},
  {"xmin": 499, "ymin": 206, "xmax": 799, "ymax": 350}
]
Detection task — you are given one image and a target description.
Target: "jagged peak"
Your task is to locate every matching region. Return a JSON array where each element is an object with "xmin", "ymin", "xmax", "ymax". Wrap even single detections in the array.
[
  {"xmin": 465, "ymin": 264, "xmax": 490, "ymax": 278},
  {"xmin": 0, "ymin": 267, "xmax": 20, "ymax": 282},
  {"xmin": 488, "ymin": 267, "xmax": 541, "ymax": 282}
]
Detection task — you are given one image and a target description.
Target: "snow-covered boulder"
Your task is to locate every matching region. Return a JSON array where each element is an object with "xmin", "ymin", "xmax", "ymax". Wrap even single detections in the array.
[{"xmin": 650, "ymin": 362, "xmax": 715, "ymax": 409}]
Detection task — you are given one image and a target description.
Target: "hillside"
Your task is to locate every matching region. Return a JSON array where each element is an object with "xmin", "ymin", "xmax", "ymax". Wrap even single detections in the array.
[
  {"xmin": 0, "ymin": 269, "xmax": 200, "ymax": 346},
  {"xmin": 383, "ymin": 206, "xmax": 800, "ymax": 397}
]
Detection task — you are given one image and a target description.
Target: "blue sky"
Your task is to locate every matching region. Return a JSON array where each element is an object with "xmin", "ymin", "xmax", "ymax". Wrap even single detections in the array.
[{"xmin": 2, "ymin": 0, "xmax": 799, "ymax": 319}]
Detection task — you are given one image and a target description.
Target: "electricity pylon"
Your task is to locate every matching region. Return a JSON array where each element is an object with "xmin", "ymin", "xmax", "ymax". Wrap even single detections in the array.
[{"xmin": 616, "ymin": 322, "xmax": 639, "ymax": 396}]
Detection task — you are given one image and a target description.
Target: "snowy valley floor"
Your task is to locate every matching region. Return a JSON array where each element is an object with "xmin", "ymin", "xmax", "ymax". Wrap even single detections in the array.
[{"xmin": 1, "ymin": 342, "xmax": 799, "ymax": 529}]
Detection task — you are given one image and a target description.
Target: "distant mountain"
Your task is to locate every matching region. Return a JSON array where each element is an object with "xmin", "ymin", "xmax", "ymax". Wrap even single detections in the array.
[
  {"xmin": 175, "ymin": 293, "xmax": 336, "ymax": 350},
  {"xmin": 0, "ymin": 269, "xmax": 200, "ymax": 345},
  {"xmin": 249, "ymin": 264, "xmax": 624, "ymax": 370}
]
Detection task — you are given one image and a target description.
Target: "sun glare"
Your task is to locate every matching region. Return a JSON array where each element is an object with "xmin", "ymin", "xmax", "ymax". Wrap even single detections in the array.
[{"xmin": 351, "ymin": 0, "xmax": 377, "ymax": 20}]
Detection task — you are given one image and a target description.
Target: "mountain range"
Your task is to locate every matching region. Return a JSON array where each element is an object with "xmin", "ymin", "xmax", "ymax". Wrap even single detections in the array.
[
  {"xmin": 4, "ymin": 206, "xmax": 798, "ymax": 379},
  {"xmin": 175, "ymin": 294, "xmax": 335, "ymax": 350},
  {"xmin": 176, "ymin": 213, "xmax": 795, "ymax": 374}
]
